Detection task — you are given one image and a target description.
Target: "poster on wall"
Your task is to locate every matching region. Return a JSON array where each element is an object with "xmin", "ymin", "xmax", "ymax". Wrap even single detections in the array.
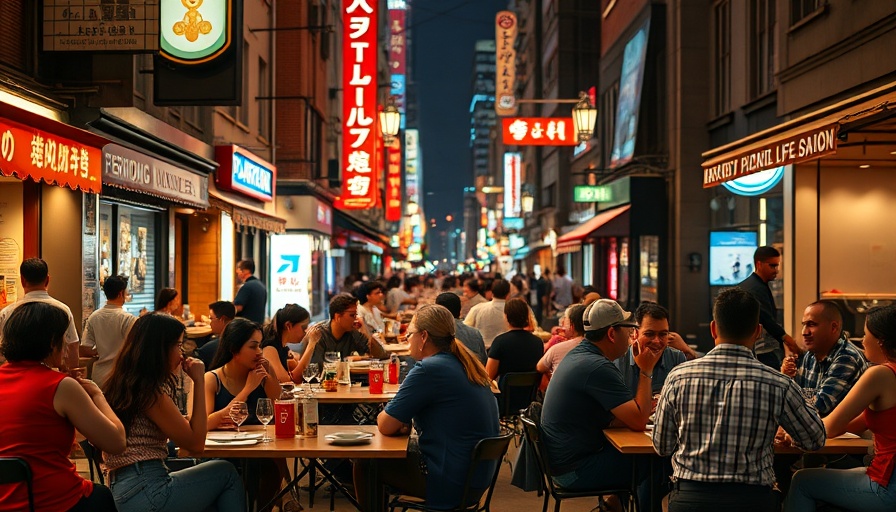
[
  {"xmin": 132, "ymin": 227, "xmax": 147, "ymax": 293},
  {"xmin": 100, "ymin": 213, "xmax": 111, "ymax": 286},
  {"xmin": 269, "ymin": 234, "xmax": 313, "ymax": 313},
  {"xmin": 0, "ymin": 238, "xmax": 20, "ymax": 309},
  {"xmin": 119, "ymin": 214, "xmax": 132, "ymax": 282},
  {"xmin": 709, "ymin": 231, "xmax": 758, "ymax": 286}
]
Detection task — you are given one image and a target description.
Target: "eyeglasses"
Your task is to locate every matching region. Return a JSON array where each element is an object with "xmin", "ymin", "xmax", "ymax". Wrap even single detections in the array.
[{"xmin": 639, "ymin": 330, "xmax": 670, "ymax": 341}]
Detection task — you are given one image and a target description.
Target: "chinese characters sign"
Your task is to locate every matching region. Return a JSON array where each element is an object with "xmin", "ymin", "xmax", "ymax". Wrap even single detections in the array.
[
  {"xmin": 338, "ymin": 0, "xmax": 378, "ymax": 209},
  {"xmin": 502, "ymin": 117, "xmax": 577, "ymax": 146},
  {"xmin": 43, "ymin": 0, "xmax": 160, "ymax": 52},
  {"xmin": 0, "ymin": 117, "xmax": 101, "ymax": 193},
  {"xmin": 503, "ymin": 153, "xmax": 521, "ymax": 218},
  {"xmin": 385, "ymin": 138, "xmax": 402, "ymax": 222},
  {"xmin": 495, "ymin": 11, "xmax": 518, "ymax": 116}
]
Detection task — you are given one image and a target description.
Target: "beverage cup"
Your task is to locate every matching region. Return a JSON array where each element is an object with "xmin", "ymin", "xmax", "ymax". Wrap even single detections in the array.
[
  {"xmin": 368, "ymin": 361, "xmax": 385, "ymax": 394},
  {"xmin": 337, "ymin": 361, "xmax": 351, "ymax": 385},
  {"xmin": 322, "ymin": 363, "xmax": 338, "ymax": 392},
  {"xmin": 274, "ymin": 399, "xmax": 296, "ymax": 438}
]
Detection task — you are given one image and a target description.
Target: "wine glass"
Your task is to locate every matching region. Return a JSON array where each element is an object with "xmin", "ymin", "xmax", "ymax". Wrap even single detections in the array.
[
  {"xmin": 229, "ymin": 401, "xmax": 249, "ymax": 433},
  {"xmin": 256, "ymin": 398, "xmax": 273, "ymax": 442},
  {"xmin": 303, "ymin": 362, "xmax": 320, "ymax": 392}
]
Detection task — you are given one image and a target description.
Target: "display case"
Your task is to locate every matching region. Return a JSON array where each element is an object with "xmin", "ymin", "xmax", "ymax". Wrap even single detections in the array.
[{"xmin": 819, "ymin": 293, "xmax": 896, "ymax": 345}]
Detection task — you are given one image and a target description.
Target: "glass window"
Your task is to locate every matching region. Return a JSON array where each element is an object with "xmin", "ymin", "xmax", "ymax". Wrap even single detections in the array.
[
  {"xmin": 99, "ymin": 202, "xmax": 159, "ymax": 315},
  {"xmin": 751, "ymin": 0, "xmax": 776, "ymax": 98},
  {"xmin": 640, "ymin": 236, "xmax": 659, "ymax": 303},
  {"xmin": 713, "ymin": 0, "xmax": 731, "ymax": 116},
  {"xmin": 790, "ymin": 0, "xmax": 820, "ymax": 25},
  {"xmin": 618, "ymin": 239, "xmax": 630, "ymax": 305}
]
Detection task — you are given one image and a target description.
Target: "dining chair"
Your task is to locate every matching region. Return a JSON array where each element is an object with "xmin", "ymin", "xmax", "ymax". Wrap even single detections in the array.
[
  {"xmin": 520, "ymin": 409, "xmax": 636, "ymax": 512},
  {"xmin": 79, "ymin": 440, "xmax": 104, "ymax": 484},
  {"xmin": 388, "ymin": 432, "xmax": 513, "ymax": 512},
  {"xmin": 0, "ymin": 457, "xmax": 35, "ymax": 512},
  {"xmin": 497, "ymin": 371, "xmax": 542, "ymax": 440}
]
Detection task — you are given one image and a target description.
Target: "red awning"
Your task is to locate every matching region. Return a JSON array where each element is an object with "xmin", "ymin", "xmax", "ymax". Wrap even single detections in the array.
[{"xmin": 556, "ymin": 205, "xmax": 631, "ymax": 254}]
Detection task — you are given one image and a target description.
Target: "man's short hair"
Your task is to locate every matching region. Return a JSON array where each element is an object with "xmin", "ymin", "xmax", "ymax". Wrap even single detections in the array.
[
  {"xmin": 753, "ymin": 246, "xmax": 780, "ymax": 264},
  {"xmin": 435, "ymin": 292, "xmax": 462, "ymax": 318},
  {"xmin": 634, "ymin": 301, "xmax": 670, "ymax": 325},
  {"xmin": 20, "ymin": 258, "xmax": 49, "ymax": 286},
  {"xmin": 808, "ymin": 300, "xmax": 843, "ymax": 327},
  {"xmin": 356, "ymin": 281, "xmax": 385, "ymax": 304},
  {"xmin": 237, "ymin": 259, "xmax": 255, "ymax": 274},
  {"xmin": 329, "ymin": 293, "xmax": 358, "ymax": 318},
  {"xmin": 491, "ymin": 279, "xmax": 511, "ymax": 299},
  {"xmin": 465, "ymin": 279, "xmax": 481, "ymax": 294},
  {"xmin": 102, "ymin": 275, "xmax": 129, "ymax": 301},
  {"xmin": 209, "ymin": 300, "xmax": 236, "ymax": 320},
  {"xmin": 713, "ymin": 288, "xmax": 760, "ymax": 341},
  {"xmin": 504, "ymin": 298, "xmax": 531, "ymax": 328},
  {"xmin": 567, "ymin": 304, "xmax": 586, "ymax": 335}
]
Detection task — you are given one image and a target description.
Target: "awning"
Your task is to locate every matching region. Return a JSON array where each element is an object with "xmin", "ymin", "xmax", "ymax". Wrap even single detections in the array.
[
  {"xmin": 334, "ymin": 210, "xmax": 391, "ymax": 246},
  {"xmin": 702, "ymin": 81, "xmax": 896, "ymax": 187},
  {"xmin": 209, "ymin": 190, "xmax": 286, "ymax": 233},
  {"xmin": 556, "ymin": 205, "xmax": 631, "ymax": 254}
]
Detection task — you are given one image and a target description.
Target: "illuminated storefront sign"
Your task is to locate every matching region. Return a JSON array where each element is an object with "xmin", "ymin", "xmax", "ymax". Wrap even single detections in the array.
[
  {"xmin": 503, "ymin": 152, "xmax": 521, "ymax": 218},
  {"xmin": 405, "ymin": 129, "xmax": 419, "ymax": 208},
  {"xmin": 337, "ymin": 0, "xmax": 378, "ymax": 209},
  {"xmin": 573, "ymin": 185, "xmax": 613, "ymax": 202},
  {"xmin": 721, "ymin": 166, "xmax": 786, "ymax": 196},
  {"xmin": 502, "ymin": 117, "xmax": 577, "ymax": 146},
  {"xmin": 215, "ymin": 145, "xmax": 275, "ymax": 202},
  {"xmin": 159, "ymin": 0, "xmax": 231, "ymax": 64},
  {"xmin": 389, "ymin": 4, "xmax": 406, "ymax": 128},
  {"xmin": 385, "ymin": 138, "xmax": 402, "ymax": 221},
  {"xmin": 495, "ymin": 11, "xmax": 518, "ymax": 116},
  {"xmin": 270, "ymin": 233, "xmax": 313, "ymax": 312},
  {"xmin": 103, "ymin": 143, "xmax": 209, "ymax": 208}
]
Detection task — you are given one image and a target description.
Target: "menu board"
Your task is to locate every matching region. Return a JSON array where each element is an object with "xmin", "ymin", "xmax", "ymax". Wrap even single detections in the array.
[{"xmin": 0, "ymin": 238, "xmax": 20, "ymax": 309}]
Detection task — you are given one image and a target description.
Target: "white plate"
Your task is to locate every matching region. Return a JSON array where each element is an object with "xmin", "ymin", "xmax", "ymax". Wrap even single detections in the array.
[
  {"xmin": 205, "ymin": 438, "xmax": 259, "ymax": 447},
  {"xmin": 834, "ymin": 432, "xmax": 860, "ymax": 439},
  {"xmin": 207, "ymin": 432, "xmax": 263, "ymax": 441},
  {"xmin": 349, "ymin": 360, "xmax": 371, "ymax": 368},
  {"xmin": 325, "ymin": 431, "xmax": 374, "ymax": 441}
]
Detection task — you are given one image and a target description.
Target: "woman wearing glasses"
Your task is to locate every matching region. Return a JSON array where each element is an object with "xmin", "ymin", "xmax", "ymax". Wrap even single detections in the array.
[
  {"xmin": 262, "ymin": 303, "xmax": 313, "ymax": 383},
  {"xmin": 354, "ymin": 304, "xmax": 499, "ymax": 509},
  {"xmin": 102, "ymin": 313, "xmax": 245, "ymax": 512}
]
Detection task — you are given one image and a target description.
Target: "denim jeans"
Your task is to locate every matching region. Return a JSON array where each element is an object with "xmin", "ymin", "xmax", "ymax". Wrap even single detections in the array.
[
  {"xmin": 109, "ymin": 459, "xmax": 245, "ymax": 512},
  {"xmin": 552, "ymin": 448, "xmax": 665, "ymax": 512},
  {"xmin": 784, "ymin": 466, "xmax": 896, "ymax": 512}
]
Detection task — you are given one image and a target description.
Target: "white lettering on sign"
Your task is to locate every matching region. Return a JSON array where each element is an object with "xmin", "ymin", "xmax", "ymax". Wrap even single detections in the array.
[
  {"xmin": 234, "ymin": 156, "xmax": 272, "ymax": 194},
  {"xmin": 105, "ymin": 152, "xmax": 152, "ymax": 185}
]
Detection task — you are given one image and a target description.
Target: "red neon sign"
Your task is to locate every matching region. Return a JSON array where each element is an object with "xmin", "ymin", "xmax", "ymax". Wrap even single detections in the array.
[
  {"xmin": 501, "ymin": 117, "xmax": 578, "ymax": 146},
  {"xmin": 385, "ymin": 138, "xmax": 402, "ymax": 221}
]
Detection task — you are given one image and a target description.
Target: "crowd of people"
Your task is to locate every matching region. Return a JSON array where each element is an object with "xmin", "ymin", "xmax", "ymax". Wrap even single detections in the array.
[{"xmin": 0, "ymin": 249, "xmax": 894, "ymax": 512}]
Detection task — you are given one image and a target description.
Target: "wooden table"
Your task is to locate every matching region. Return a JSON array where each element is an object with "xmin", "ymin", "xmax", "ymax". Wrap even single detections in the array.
[
  {"xmin": 294, "ymin": 383, "xmax": 400, "ymax": 404},
  {"xmin": 188, "ymin": 425, "xmax": 409, "ymax": 511},
  {"xmin": 185, "ymin": 325, "xmax": 213, "ymax": 339}
]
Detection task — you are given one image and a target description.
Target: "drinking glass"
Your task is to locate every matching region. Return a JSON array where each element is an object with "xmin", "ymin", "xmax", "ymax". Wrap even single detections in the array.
[
  {"xmin": 256, "ymin": 398, "xmax": 273, "ymax": 442},
  {"xmin": 303, "ymin": 362, "xmax": 320, "ymax": 392},
  {"xmin": 230, "ymin": 401, "xmax": 249, "ymax": 433},
  {"xmin": 324, "ymin": 351, "xmax": 341, "ymax": 364}
]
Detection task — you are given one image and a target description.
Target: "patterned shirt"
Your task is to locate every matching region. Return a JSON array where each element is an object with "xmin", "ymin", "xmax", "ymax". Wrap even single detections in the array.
[
  {"xmin": 652, "ymin": 344, "xmax": 825, "ymax": 486},
  {"xmin": 794, "ymin": 334, "xmax": 867, "ymax": 417}
]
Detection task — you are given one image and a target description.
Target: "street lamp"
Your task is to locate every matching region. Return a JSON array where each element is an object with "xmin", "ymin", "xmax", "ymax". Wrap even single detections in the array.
[
  {"xmin": 379, "ymin": 96, "xmax": 401, "ymax": 144},
  {"xmin": 572, "ymin": 91, "xmax": 598, "ymax": 142},
  {"xmin": 521, "ymin": 188, "xmax": 534, "ymax": 215}
]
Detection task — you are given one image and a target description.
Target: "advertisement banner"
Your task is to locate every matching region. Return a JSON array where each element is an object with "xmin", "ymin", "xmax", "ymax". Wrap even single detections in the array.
[
  {"xmin": 503, "ymin": 153, "xmax": 521, "ymax": 218},
  {"xmin": 610, "ymin": 18, "xmax": 650, "ymax": 168},
  {"xmin": 495, "ymin": 11, "xmax": 518, "ymax": 116},
  {"xmin": 337, "ymin": 0, "xmax": 378, "ymax": 209},
  {"xmin": 404, "ymin": 129, "xmax": 419, "ymax": 208},
  {"xmin": 502, "ymin": 117, "xmax": 577, "ymax": 146},
  {"xmin": 270, "ymin": 234, "xmax": 313, "ymax": 312},
  {"xmin": 385, "ymin": 138, "xmax": 402, "ymax": 222}
]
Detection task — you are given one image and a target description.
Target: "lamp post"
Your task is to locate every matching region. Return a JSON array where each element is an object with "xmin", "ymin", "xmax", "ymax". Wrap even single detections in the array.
[
  {"xmin": 571, "ymin": 91, "xmax": 598, "ymax": 142},
  {"xmin": 379, "ymin": 96, "xmax": 401, "ymax": 145}
]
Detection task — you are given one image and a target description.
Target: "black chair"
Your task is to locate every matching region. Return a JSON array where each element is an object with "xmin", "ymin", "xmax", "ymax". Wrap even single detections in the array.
[
  {"xmin": 520, "ymin": 409, "xmax": 636, "ymax": 512},
  {"xmin": 79, "ymin": 440, "xmax": 104, "ymax": 485},
  {"xmin": 497, "ymin": 372, "xmax": 542, "ymax": 439},
  {"xmin": 388, "ymin": 432, "xmax": 513, "ymax": 512},
  {"xmin": 0, "ymin": 457, "xmax": 35, "ymax": 512}
]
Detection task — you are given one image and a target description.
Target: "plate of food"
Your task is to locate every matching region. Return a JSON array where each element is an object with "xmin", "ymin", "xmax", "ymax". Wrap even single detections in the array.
[
  {"xmin": 207, "ymin": 432, "xmax": 263, "ymax": 441},
  {"xmin": 324, "ymin": 431, "xmax": 374, "ymax": 446},
  {"xmin": 205, "ymin": 438, "xmax": 259, "ymax": 447}
]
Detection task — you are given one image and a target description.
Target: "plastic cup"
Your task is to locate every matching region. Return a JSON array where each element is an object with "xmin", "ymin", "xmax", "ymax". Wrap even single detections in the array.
[{"xmin": 368, "ymin": 361, "xmax": 385, "ymax": 394}]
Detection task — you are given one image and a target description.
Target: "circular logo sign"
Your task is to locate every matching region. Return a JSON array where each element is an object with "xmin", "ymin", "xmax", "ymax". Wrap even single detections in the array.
[{"xmin": 721, "ymin": 166, "xmax": 786, "ymax": 196}]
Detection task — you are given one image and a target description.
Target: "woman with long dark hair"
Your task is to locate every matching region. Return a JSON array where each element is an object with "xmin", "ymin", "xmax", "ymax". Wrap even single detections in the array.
[
  {"xmin": 261, "ymin": 303, "xmax": 311, "ymax": 383},
  {"xmin": 0, "ymin": 302, "xmax": 126, "ymax": 512},
  {"xmin": 354, "ymin": 304, "xmax": 499, "ymax": 509},
  {"xmin": 102, "ymin": 313, "xmax": 244, "ymax": 512}
]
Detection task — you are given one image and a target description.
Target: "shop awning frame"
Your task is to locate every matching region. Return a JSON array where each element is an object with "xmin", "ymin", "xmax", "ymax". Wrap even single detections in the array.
[
  {"xmin": 556, "ymin": 205, "xmax": 631, "ymax": 254},
  {"xmin": 209, "ymin": 191, "xmax": 286, "ymax": 233}
]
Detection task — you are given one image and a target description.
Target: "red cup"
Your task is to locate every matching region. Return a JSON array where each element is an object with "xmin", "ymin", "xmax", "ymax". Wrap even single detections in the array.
[
  {"xmin": 368, "ymin": 364, "xmax": 385, "ymax": 394},
  {"xmin": 274, "ymin": 399, "xmax": 296, "ymax": 438},
  {"xmin": 388, "ymin": 361, "xmax": 399, "ymax": 384}
]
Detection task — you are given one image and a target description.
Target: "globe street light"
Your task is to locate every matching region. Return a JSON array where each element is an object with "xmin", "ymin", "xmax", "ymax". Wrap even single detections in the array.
[
  {"xmin": 379, "ymin": 96, "xmax": 401, "ymax": 145},
  {"xmin": 572, "ymin": 91, "xmax": 598, "ymax": 142}
]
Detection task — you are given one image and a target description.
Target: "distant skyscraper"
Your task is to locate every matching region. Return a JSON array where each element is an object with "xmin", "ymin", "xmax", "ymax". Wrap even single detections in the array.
[{"xmin": 470, "ymin": 40, "xmax": 496, "ymax": 178}]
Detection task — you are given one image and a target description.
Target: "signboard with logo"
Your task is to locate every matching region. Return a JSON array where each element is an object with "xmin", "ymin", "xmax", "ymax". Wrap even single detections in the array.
[
  {"xmin": 574, "ymin": 185, "xmax": 613, "ymax": 203},
  {"xmin": 270, "ymin": 233, "xmax": 313, "ymax": 312},
  {"xmin": 215, "ymin": 145, "xmax": 275, "ymax": 202},
  {"xmin": 0, "ymin": 116, "xmax": 102, "ymax": 193},
  {"xmin": 502, "ymin": 117, "xmax": 577, "ymax": 146},
  {"xmin": 337, "ymin": 0, "xmax": 378, "ymax": 209},
  {"xmin": 389, "ymin": 4, "xmax": 406, "ymax": 128},
  {"xmin": 721, "ymin": 166, "xmax": 786, "ymax": 196},
  {"xmin": 103, "ymin": 144, "xmax": 209, "ymax": 208},
  {"xmin": 405, "ymin": 129, "xmax": 419, "ymax": 209},
  {"xmin": 503, "ymin": 152, "xmax": 521, "ymax": 218},
  {"xmin": 385, "ymin": 138, "xmax": 402, "ymax": 222},
  {"xmin": 495, "ymin": 11, "xmax": 518, "ymax": 116},
  {"xmin": 42, "ymin": 0, "xmax": 160, "ymax": 52}
]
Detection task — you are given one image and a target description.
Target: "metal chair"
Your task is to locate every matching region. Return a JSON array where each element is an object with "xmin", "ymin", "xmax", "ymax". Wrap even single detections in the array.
[
  {"xmin": 497, "ymin": 372, "xmax": 542, "ymax": 440},
  {"xmin": 79, "ymin": 440, "xmax": 105, "ymax": 484},
  {"xmin": 520, "ymin": 409, "xmax": 636, "ymax": 512},
  {"xmin": 0, "ymin": 457, "xmax": 35, "ymax": 512},
  {"xmin": 388, "ymin": 432, "xmax": 513, "ymax": 512}
]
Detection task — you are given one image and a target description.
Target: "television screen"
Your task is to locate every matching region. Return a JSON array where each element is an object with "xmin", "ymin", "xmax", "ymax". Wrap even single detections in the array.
[{"xmin": 709, "ymin": 231, "xmax": 758, "ymax": 286}]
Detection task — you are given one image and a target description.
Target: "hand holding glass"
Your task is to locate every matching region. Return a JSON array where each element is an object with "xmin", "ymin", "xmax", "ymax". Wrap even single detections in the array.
[
  {"xmin": 256, "ymin": 398, "xmax": 273, "ymax": 442},
  {"xmin": 229, "ymin": 401, "xmax": 249, "ymax": 433}
]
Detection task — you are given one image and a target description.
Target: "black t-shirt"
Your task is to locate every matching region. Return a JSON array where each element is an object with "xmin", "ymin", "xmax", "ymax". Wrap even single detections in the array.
[
  {"xmin": 488, "ymin": 329, "xmax": 544, "ymax": 377},
  {"xmin": 261, "ymin": 337, "xmax": 289, "ymax": 369},
  {"xmin": 234, "ymin": 276, "xmax": 267, "ymax": 324}
]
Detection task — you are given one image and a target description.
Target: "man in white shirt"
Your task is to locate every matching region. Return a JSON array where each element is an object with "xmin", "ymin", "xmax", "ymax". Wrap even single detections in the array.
[
  {"xmin": 0, "ymin": 258, "xmax": 80, "ymax": 369},
  {"xmin": 464, "ymin": 279, "xmax": 511, "ymax": 349},
  {"xmin": 79, "ymin": 275, "xmax": 136, "ymax": 387}
]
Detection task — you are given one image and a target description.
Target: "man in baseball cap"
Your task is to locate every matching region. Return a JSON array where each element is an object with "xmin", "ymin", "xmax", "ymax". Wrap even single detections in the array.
[{"xmin": 540, "ymin": 299, "xmax": 665, "ymax": 511}]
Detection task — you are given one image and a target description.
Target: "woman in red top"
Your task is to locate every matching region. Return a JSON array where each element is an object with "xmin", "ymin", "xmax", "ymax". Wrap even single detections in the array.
[
  {"xmin": 785, "ymin": 304, "xmax": 896, "ymax": 512},
  {"xmin": 0, "ymin": 302, "xmax": 126, "ymax": 511}
]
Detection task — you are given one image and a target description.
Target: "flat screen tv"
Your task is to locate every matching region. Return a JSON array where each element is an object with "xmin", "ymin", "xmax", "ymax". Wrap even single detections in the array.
[{"xmin": 709, "ymin": 231, "xmax": 758, "ymax": 286}]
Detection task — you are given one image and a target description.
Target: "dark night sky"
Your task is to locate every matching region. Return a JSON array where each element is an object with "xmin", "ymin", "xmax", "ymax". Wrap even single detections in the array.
[{"xmin": 412, "ymin": 0, "xmax": 507, "ymax": 261}]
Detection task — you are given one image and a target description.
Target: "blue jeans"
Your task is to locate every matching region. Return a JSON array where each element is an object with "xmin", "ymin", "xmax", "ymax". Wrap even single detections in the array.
[
  {"xmin": 552, "ymin": 448, "xmax": 665, "ymax": 512},
  {"xmin": 784, "ymin": 466, "xmax": 896, "ymax": 512},
  {"xmin": 109, "ymin": 459, "xmax": 245, "ymax": 512}
]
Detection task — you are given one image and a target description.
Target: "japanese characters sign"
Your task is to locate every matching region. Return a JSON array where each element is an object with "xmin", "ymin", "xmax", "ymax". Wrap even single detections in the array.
[
  {"xmin": 389, "ymin": 4, "xmax": 406, "ymax": 126},
  {"xmin": 338, "ymin": 0, "xmax": 378, "ymax": 210},
  {"xmin": 405, "ymin": 129, "xmax": 419, "ymax": 209},
  {"xmin": 502, "ymin": 117, "xmax": 577, "ymax": 146},
  {"xmin": 503, "ymin": 153, "xmax": 521, "ymax": 218},
  {"xmin": 215, "ymin": 145, "xmax": 276, "ymax": 202},
  {"xmin": 0, "ymin": 117, "xmax": 101, "ymax": 193},
  {"xmin": 495, "ymin": 11, "xmax": 518, "ymax": 116},
  {"xmin": 42, "ymin": 0, "xmax": 160, "ymax": 52},
  {"xmin": 385, "ymin": 138, "xmax": 402, "ymax": 222}
]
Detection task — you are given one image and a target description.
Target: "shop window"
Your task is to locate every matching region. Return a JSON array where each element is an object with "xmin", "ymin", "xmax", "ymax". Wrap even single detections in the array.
[
  {"xmin": 790, "ymin": 0, "xmax": 821, "ymax": 25},
  {"xmin": 258, "ymin": 56, "xmax": 270, "ymax": 140},
  {"xmin": 640, "ymin": 235, "xmax": 659, "ymax": 303},
  {"xmin": 583, "ymin": 244, "xmax": 594, "ymax": 286},
  {"xmin": 618, "ymin": 239, "xmax": 630, "ymax": 306},
  {"xmin": 99, "ymin": 202, "xmax": 160, "ymax": 316},
  {"xmin": 713, "ymin": 0, "xmax": 731, "ymax": 116},
  {"xmin": 750, "ymin": 0, "xmax": 776, "ymax": 98}
]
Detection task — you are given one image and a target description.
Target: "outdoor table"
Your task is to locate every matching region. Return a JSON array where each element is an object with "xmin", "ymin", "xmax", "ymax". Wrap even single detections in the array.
[
  {"xmin": 184, "ymin": 425, "xmax": 409, "ymax": 511},
  {"xmin": 602, "ymin": 428, "xmax": 873, "ymax": 510},
  {"xmin": 297, "ymin": 382, "xmax": 401, "ymax": 404}
]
